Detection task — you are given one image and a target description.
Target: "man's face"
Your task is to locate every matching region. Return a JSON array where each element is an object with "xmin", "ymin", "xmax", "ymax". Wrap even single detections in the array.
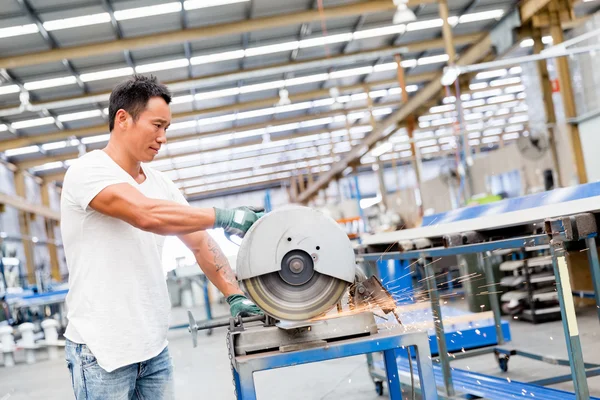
[{"xmin": 123, "ymin": 96, "xmax": 171, "ymax": 162}]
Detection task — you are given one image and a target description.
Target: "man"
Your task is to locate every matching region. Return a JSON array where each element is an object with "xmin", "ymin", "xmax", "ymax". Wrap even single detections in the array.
[{"xmin": 60, "ymin": 75, "xmax": 263, "ymax": 399}]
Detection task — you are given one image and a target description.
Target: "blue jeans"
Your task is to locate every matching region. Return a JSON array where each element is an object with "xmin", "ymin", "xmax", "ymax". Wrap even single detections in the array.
[{"xmin": 65, "ymin": 339, "xmax": 174, "ymax": 399}]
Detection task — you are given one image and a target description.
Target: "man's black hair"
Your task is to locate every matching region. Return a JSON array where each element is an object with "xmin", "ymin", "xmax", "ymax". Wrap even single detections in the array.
[{"xmin": 108, "ymin": 75, "xmax": 171, "ymax": 131}]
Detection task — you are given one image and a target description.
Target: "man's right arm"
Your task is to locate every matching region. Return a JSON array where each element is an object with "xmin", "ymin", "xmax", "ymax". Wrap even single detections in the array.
[{"xmin": 89, "ymin": 183, "xmax": 217, "ymax": 236}]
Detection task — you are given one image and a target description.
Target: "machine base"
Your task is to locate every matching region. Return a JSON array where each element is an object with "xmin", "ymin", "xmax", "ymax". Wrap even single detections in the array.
[{"xmin": 233, "ymin": 311, "xmax": 377, "ymax": 355}]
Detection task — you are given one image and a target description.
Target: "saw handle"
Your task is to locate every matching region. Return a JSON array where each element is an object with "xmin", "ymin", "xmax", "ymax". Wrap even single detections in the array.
[{"xmin": 187, "ymin": 311, "xmax": 266, "ymax": 347}]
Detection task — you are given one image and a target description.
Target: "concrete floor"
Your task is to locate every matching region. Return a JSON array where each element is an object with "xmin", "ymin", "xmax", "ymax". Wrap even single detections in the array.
[{"xmin": 1, "ymin": 302, "xmax": 600, "ymax": 400}]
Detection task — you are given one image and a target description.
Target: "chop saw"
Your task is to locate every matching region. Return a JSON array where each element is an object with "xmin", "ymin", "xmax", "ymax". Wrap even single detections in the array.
[{"xmin": 188, "ymin": 205, "xmax": 402, "ymax": 353}]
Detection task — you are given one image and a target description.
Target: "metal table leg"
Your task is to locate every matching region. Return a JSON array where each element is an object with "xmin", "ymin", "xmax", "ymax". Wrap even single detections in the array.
[
  {"xmin": 550, "ymin": 243, "xmax": 590, "ymax": 400},
  {"xmin": 482, "ymin": 252, "xmax": 504, "ymax": 345},
  {"xmin": 584, "ymin": 236, "xmax": 600, "ymax": 323},
  {"xmin": 424, "ymin": 258, "xmax": 454, "ymax": 397},
  {"xmin": 383, "ymin": 349, "xmax": 403, "ymax": 400}
]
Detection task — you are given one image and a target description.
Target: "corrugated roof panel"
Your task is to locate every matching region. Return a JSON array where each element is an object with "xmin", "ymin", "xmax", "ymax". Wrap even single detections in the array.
[
  {"xmin": 50, "ymin": 25, "xmax": 117, "ymax": 48},
  {"xmin": 0, "ymin": 1, "xmax": 24, "ymax": 17},
  {"xmin": 251, "ymin": 0, "xmax": 308, "ymax": 18},
  {"xmin": 70, "ymin": 53, "xmax": 127, "ymax": 71}
]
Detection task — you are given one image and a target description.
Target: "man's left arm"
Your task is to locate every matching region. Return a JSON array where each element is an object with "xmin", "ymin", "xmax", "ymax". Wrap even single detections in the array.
[{"xmin": 178, "ymin": 231, "xmax": 262, "ymax": 317}]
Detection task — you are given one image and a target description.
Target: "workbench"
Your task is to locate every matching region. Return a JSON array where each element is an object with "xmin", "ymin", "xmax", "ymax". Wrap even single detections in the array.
[
  {"xmin": 230, "ymin": 328, "xmax": 439, "ymax": 400},
  {"xmin": 360, "ymin": 182, "xmax": 600, "ymax": 399}
]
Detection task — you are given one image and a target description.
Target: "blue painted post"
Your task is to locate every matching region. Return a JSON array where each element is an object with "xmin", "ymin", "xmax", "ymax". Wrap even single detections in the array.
[
  {"xmin": 584, "ymin": 237, "xmax": 600, "ymax": 323},
  {"xmin": 550, "ymin": 243, "xmax": 591, "ymax": 400},
  {"xmin": 352, "ymin": 175, "xmax": 367, "ymax": 231},
  {"xmin": 383, "ymin": 349, "xmax": 403, "ymax": 400}
]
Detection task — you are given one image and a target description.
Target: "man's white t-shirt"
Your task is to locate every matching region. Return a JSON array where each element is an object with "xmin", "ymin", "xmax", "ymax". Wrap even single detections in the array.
[{"xmin": 60, "ymin": 149, "xmax": 188, "ymax": 372}]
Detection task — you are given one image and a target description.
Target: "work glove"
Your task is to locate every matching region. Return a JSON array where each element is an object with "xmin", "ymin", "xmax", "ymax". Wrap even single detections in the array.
[
  {"xmin": 226, "ymin": 294, "xmax": 264, "ymax": 318},
  {"xmin": 213, "ymin": 206, "xmax": 265, "ymax": 239}
]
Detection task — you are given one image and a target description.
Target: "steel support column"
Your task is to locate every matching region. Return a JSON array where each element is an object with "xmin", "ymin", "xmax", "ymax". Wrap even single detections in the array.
[
  {"xmin": 424, "ymin": 258, "xmax": 454, "ymax": 397},
  {"xmin": 550, "ymin": 242, "xmax": 590, "ymax": 399}
]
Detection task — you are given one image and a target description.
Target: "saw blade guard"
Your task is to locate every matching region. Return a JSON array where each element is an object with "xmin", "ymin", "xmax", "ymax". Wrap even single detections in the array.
[{"xmin": 236, "ymin": 205, "xmax": 356, "ymax": 320}]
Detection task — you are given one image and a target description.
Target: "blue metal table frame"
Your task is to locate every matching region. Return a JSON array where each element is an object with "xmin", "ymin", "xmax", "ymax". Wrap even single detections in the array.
[
  {"xmin": 230, "ymin": 329, "xmax": 439, "ymax": 400},
  {"xmin": 362, "ymin": 232, "xmax": 600, "ymax": 399}
]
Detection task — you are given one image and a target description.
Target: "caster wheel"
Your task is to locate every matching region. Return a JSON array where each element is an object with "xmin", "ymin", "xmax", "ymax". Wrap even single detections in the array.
[
  {"xmin": 375, "ymin": 381, "xmax": 384, "ymax": 396},
  {"xmin": 498, "ymin": 356, "xmax": 509, "ymax": 372}
]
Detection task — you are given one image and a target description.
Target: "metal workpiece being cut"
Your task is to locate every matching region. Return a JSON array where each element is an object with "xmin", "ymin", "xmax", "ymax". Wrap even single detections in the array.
[{"xmin": 236, "ymin": 205, "xmax": 357, "ymax": 321}]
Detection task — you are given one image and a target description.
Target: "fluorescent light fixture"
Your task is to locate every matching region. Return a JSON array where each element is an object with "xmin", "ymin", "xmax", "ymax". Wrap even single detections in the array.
[
  {"xmin": 285, "ymin": 74, "xmax": 329, "ymax": 86},
  {"xmin": 0, "ymin": 85, "xmax": 20, "ymax": 95},
  {"xmin": 469, "ymin": 82, "xmax": 488, "ymax": 90},
  {"xmin": 195, "ymin": 87, "xmax": 240, "ymax": 101},
  {"xmin": 459, "ymin": 9, "xmax": 504, "ymax": 23},
  {"xmin": 505, "ymin": 124, "xmax": 525, "ymax": 133},
  {"xmin": 441, "ymin": 65, "xmax": 460, "ymax": 86},
  {"xmin": 197, "ymin": 114, "xmax": 237, "ymax": 127},
  {"xmin": 509, "ymin": 115, "xmax": 529, "ymax": 124},
  {"xmin": 482, "ymin": 136, "xmax": 500, "ymax": 144},
  {"xmin": 431, "ymin": 117, "xmax": 456, "ymax": 127},
  {"xmin": 372, "ymin": 108, "xmax": 393, "ymax": 116},
  {"xmin": 400, "ymin": 150, "xmax": 413, "ymax": 158},
  {"xmin": 420, "ymin": 145, "xmax": 440, "ymax": 154},
  {"xmin": 400, "ymin": 59, "xmax": 418, "ymax": 68},
  {"xmin": 416, "ymin": 139, "xmax": 438, "ymax": 148},
  {"xmin": 468, "ymin": 131, "xmax": 481, "ymax": 139},
  {"xmin": 517, "ymin": 92, "xmax": 527, "ymax": 99},
  {"xmin": 505, "ymin": 85, "xmax": 525, "ymax": 94},
  {"xmin": 0, "ymin": 124, "xmax": 6, "ymax": 132},
  {"xmin": 184, "ymin": 0, "xmax": 250, "ymax": 10},
  {"xmin": 488, "ymin": 94, "xmax": 516, "ymax": 104},
  {"xmin": 171, "ymin": 95, "xmax": 195, "ymax": 104},
  {"xmin": 44, "ymin": 13, "xmax": 111, "ymax": 31},
  {"xmin": 239, "ymin": 80, "xmax": 285, "ymax": 94},
  {"xmin": 472, "ymin": 89, "xmax": 503, "ymax": 99},
  {"xmin": 24, "ymin": 76, "xmax": 78, "ymax": 91},
  {"xmin": 135, "ymin": 58, "xmax": 189, "ymax": 73},
  {"xmin": 191, "ymin": 50, "xmax": 245, "ymax": 65},
  {"xmin": 5, "ymin": 145, "xmax": 40, "ymax": 157},
  {"xmin": 298, "ymin": 33, "xmax": 353, "ymax": 49},
  {"xmin": 503, "ymin": 132, "xmax": 521, "ymax": 140},
  {"xmin": 475, "ymin": 69, "xmax": 507, "ymax": 80},
  {"xmin": 245, "ymin": 41, "xmax": 299, "ymax": 57},
  {"xmin": 483, "ymin": 128, "xmax": 503, "ymax": 136},
  {"xmin": 406, "ymin": 18, "xmax": 443, "ymax": 32},
  {"xmin": 463, "ymin": 99, "xmax": 486, "ymax": 108},
  {"xmin": 469, "ymin": 139, "xmax": 480, "ymax": 146},
  {"xmin": 114, "ymin": 3, "xmax": 182, "ymax": 21},
  {"xmin": 12, "ymin": 116, "xmax": 55, "ymax": 129},
  {"xmin": 464, "ymin": 112, "xmax": 483, "ymax": 121},
  {"xmin": 81, "ymin": 134, "xmax": 111, "ymax": 144},
  {"xmin": 80, "ymin": 67, "xmax": 134, "ymax": 82},
  {"xmin": 57, "ymin": 110, "xmax": 103, "ymax": 122},
  {"xmin": 168, "ymin": 120, "xmax": 197, "ymax": 131},
  {"xmin": 330, "ymin": 66, "xmax": 374, "ymax": 79},
  {"xmin": 371, "ymin": 142, "xmax": 393, "ymax": 158},
  {"xmin": 354, "ymin": 25, "xmax": 406, "ymax": 40},
  {"xmin": 418, "ymin": 54, "xmax": 449, "ymax": 65},
  {"xmin": 373, "ymin": 62, "xmax": 397, "ymax": 72},
  {"xmin": 32, "ymin": 161, "xmax": 65, "ymax": 172},
  {"xmin": 430, "ymin": 104, "xmax": 455, "ymax": 113},
  {"xmin": 0, "ymin": 24, "xmax": 38, "ymax": 39},
  {"xmin": 520, "ymin": 39, "xmax": 534, "ymax": 48},
  {"xmin": 41, "ymin": 141, "xmax": 68, "ymax": 151},
  {"xmin": 490, "ymin": 77, "xmax": 521, "ymax": 87},
  {"xmin": 443, "ymin": 96, "xmax": 456, "ymax": 104},
  {"xmin": 509, "ymin": 66, "xmax": 522, "ymax": 75},
  {"xmin": 543, "ymin": 36, "xmax": 553, "ymax": 44}
]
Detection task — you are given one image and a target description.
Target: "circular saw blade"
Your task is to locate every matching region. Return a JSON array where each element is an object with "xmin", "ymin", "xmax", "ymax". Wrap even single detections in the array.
[{"xmin": 241, "ymin": 271, "xmax": 348, "ymax": 321}]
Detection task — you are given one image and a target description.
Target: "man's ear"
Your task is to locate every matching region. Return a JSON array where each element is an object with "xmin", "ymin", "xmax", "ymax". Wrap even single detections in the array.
[{"xmin": 116, "ymin": 109, "xmax": 129, "ymax": 130}]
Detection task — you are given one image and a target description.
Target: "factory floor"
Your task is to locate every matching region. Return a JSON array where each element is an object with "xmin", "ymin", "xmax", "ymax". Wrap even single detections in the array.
[{"xmin": 2, "ymin": 302, "xmax": 600, "ymax": 400}]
